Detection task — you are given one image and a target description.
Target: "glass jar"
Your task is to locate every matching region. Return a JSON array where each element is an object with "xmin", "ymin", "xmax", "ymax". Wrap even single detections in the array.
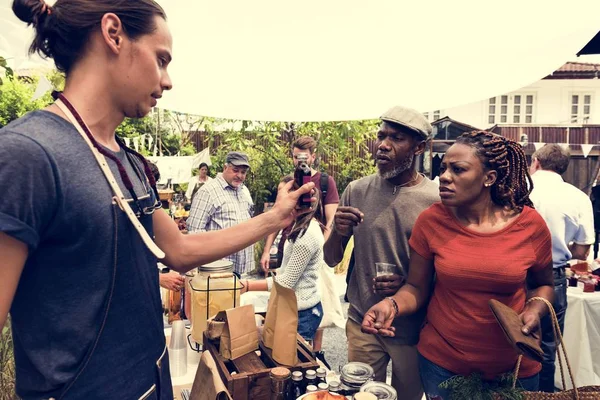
[
  {"xmin": 359, "ymin": 381, "xmax": 397, "ymax": 400},
  {"xmin": 184, "ymin": 268, "xmax": 197, "ymax": 322},
  {"xmin": 339, "ymin": 362, "xmax": 374, "ymax": 396},
  {"xmin": 270, "ymin": 367, "xmax": 291, "ymax": 400},
  {"xmin": 189, "ymin": 260, "xmax": 242, "ymax": 343}
]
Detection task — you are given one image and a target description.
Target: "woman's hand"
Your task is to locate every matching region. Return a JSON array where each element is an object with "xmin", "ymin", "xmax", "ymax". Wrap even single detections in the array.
[
  {"xmin": 519, "ymin": 309, "xmax": 541, "ymax": 340},
  {"xmin": 361, "ymin": 298, "xmax": 397, "ymax": 337}
]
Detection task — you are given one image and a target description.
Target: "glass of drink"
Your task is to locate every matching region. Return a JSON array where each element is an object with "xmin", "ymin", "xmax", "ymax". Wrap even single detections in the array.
[{"xmin": 375, "ymin": 263, "xmax": 398, "ymax": 277}]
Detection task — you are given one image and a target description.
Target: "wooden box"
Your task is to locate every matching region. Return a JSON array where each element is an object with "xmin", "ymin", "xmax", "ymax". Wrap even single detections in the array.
[{"xmin": 203, "ymin": 332, "xmax": 320, "ymax": 400}]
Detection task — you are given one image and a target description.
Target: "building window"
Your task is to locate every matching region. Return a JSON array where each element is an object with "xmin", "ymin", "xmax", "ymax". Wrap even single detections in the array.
[
  {"xmin": 423, "ymin": 110, "xmax": 442, "ymax": 122},
  {"xmin": 571, "ymin": 94, "xmax": 592, "ymax": 123},
  {"xmin": 488, "ymin": 94, "xmax": 535, "ymax": 124}
]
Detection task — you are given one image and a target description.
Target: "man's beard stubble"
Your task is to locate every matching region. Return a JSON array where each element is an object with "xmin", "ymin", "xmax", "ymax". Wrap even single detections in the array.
[{"xmin": 377, "ymin": 152, "xmax": 415, "ymax": 180}]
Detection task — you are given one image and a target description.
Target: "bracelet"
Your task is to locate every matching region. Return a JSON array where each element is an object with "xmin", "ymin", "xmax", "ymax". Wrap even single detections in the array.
[{"xmin": 386, "ymin": 297, "xmax": 399, "ymax": 318}]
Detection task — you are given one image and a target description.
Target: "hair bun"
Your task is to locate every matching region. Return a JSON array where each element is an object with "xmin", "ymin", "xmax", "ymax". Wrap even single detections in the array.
[{"xmin": 12, "ymin": 0, "xmax": 50, "ymax": 26}]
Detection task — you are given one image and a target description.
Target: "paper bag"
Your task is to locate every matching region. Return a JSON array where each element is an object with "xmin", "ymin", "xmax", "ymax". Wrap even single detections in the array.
[
  {"xmin": 262, "ymin": 280, "xmax": 298, "ymax": 366},
  {"xmin": 488, "ymin": 299, "xmax": 544, "ymax": 362},
  {"xmin": 219, "ymin": 304, "xmax": 259, "ymax": 360},
  {"xmin": 190, "ymin": 351, "xmax": 233, "ymax": 400}
]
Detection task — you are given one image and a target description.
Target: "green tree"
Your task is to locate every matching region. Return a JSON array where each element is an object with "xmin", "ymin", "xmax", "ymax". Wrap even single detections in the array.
[
  {"xmin": 0, "ymin": 71, "xmax": 53, "ymax": 128},
  {"xmin": 205, "ymin": 119, "xmax": 378, "ymax": 214}
]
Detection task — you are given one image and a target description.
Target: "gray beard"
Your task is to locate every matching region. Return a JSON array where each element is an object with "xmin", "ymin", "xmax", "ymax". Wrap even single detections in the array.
[{"xmin": 377, "ymin": 152, "xmax": 414, "ymax": 180}]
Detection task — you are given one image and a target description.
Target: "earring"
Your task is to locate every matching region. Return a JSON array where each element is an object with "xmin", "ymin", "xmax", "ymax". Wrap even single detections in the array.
[{"xmin": 485, "ymin": 183, "xmax": 491, "ymax": 187}]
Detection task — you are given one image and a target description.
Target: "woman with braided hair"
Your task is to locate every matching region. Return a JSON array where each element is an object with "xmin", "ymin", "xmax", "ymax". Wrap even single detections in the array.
[
  {"xmin": 0, "ymin": 0, "xmax": 314, "ymax": 398},
  {"xmin": 361, "ymin": 130, "xmax": 554, "ymax": 399}
]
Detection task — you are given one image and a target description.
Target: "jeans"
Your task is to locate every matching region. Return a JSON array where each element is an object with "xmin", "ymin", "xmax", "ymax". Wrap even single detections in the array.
[
  {"xmin": 297, "ymin": 302, "xmax": 323, "ymax": 341},
  {"xmin": 418, "ymin": 353, "xmax": 539, "ymax": 400},
  {"xmin": 539, "ymin": 274, "xmax": 568, "ymax": 392}
]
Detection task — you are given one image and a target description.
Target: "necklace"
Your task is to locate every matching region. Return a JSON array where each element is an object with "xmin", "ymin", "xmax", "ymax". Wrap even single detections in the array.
[{"xmin": 392, "ymin": 173, "xmax": 420, "ymax": 195}]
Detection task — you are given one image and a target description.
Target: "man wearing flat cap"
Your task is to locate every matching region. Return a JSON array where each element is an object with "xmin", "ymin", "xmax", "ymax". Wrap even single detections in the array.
[
  {"xmin": 324, "ymin": 106, "xmax": 439, "ymax": 399},
  {"xmin": 187, "ymin": 152, "xmax": 255, "ymax": 274}
]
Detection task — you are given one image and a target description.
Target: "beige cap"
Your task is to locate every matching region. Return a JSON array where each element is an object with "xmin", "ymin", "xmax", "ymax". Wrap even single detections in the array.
[{"xmin": 380, "ymin": 105, "xmax": 433, "ymax": 140}]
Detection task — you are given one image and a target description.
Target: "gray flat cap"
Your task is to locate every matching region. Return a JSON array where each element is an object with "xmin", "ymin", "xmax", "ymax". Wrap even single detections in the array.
[
  {"xmin": 380, "ymin": 106, "xmax": 433, "ymax": 140},
  {"xmin": 226, "ymin": 151, "xmax": 250, "ymax": 168}
]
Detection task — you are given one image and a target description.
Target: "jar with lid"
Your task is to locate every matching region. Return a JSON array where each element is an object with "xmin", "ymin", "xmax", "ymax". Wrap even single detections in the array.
[
  {"xmin": 189, "ymin": 260, "xmax": 242, "ymax": 343},
  {"xmin": 359, "ymin": 381, "xmax": 397, "ymax": 400},
  {"xmin": 183, "ymin": 267, "xmax": 198, "ymax": 322},
  {"xmin": 270, "ymin": 367, "xmax": 291, "ymax": 400},
  {"xmin": 339, "ymin": 362, "xmax": 374, "ymax": 396},
  {"xmin": 317, "ymin": 382, "xmax": 329, "ymax": 391}
]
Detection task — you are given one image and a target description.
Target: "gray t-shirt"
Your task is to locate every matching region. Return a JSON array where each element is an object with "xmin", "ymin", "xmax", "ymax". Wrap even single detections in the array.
[
  {"xmin": 0, "ymin": 110, "xmax": 166, "ymax": 397},
  {"xmin": 342, "ymin": 174, "xmax": 440, "ymax": 345}
]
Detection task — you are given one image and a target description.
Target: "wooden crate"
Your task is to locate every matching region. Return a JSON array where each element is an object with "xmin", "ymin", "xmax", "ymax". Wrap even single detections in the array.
[{"xmin": 203, "ymin": 332, "xmax": 320, "ymax": 400}]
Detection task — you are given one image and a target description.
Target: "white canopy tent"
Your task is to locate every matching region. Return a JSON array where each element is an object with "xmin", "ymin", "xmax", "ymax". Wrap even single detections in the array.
[{"xmin": 2, "ymin": 0, "xmax": 600, "ymax": 121}]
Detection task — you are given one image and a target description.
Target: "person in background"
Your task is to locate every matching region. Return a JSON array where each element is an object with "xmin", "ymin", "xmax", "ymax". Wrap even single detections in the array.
[
  {"xmin": 529, "ymin": 144, "xmax": 594, "ymax": 393},
  {"xmin": 243, "ymin": 176, "xmax": 325, "ymax": 342},
  {"xmin": 324, "ymin": 106, "xmax": 439, "ymax": 400},
  {"xmin": 0, "ymin": 1, "xmax": 314, "ymax": 397},
  {"xmin": 185, "ymin": 162, "xmax": 212, "ymax": 203},
  {"xmin": 362, "ymin": 131, "xmax": 554, "ymax": 399},
  {"xmin": 260, "ymin": 136, "xmax": 339, "ymax": 273},
  {"xmin": 187, "ymin": 152, "xmax": 255, "ymax": 275}
]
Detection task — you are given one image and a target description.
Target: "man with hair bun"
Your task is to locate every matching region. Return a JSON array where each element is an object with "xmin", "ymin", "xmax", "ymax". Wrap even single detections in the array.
[{"xmin": 0, "ymin": 1, "xmax": 314, "ymax": 398}]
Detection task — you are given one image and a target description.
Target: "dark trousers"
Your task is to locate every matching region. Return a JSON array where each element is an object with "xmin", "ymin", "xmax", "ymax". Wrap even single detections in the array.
[{"xmin": 538, "ymin": 268, "xmax": 568, "ymax": 393}]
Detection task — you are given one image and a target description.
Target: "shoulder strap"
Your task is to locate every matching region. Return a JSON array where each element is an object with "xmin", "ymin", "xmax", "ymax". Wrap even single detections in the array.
[
  {"xmin": 54, "ymin": 99, "xmax": 166, "ymax": 259},
  {"xmin": 320, "ymin": 172, "xmax": 329, "ymax": 197}
]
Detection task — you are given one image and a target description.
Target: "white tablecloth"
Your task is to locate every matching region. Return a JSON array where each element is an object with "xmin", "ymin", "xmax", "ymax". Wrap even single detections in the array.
[{"xmin": 555, "ymin": 287, "xmax": 600, "ymax": 390}]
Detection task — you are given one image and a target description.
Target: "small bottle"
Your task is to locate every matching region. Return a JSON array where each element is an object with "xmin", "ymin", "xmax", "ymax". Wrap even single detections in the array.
[
  {"xmin": 294, "ymin": 153, "xmax": 312, "ymax": 208},
  {"xmin": 328, "ymin": 380, "xmax": 342, "ymax": 394},
  {"xmin": 304, "ymin": 369, "xmax": 317, "ymax": 389},
  {"xmin": 269, "ymin": 243, "xmax": 278, "ymax": 270},
  {"xmin": 286, "ymin": 371, "xmax": 304, "ymax": 400},
  {"xmin": 318, "ymin": 382, "xmax": 329, "ymax": 391},
  {"xmin": 305, "ymin": 385, "xmax": 318, "ymax": 394},
  {"xmin": 316, "ymin": 368, "xmax": 327, "ymax": 385},
  {"xmin": 270, "ymin": 367, "xmax": 291, "ymax": 400}
]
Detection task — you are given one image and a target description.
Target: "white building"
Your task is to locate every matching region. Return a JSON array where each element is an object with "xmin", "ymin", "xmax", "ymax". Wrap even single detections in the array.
[{"xmin": 424, "ymin": 62, "xmax": 600, "ymax": 129}]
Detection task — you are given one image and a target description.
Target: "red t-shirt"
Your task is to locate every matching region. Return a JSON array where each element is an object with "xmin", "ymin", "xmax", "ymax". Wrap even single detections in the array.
[{"xmin": 409, "ymin": 203, "xmax": 552, "ymax": 380}]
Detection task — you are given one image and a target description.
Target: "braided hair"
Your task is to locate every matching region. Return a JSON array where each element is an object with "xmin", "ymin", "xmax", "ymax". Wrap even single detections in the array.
[{"xmin": 455, "ymin": 130, "xmax": 533, "ymax": 212}]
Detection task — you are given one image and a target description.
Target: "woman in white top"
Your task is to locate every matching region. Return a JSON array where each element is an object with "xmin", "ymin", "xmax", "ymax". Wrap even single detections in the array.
[
  {"xmin": 186, "ymin": 162, "xmax": 212, "ymax": 202},
  {"xmin": 243, "ymin": 176, "xmax": 325, "ymax": 341}
]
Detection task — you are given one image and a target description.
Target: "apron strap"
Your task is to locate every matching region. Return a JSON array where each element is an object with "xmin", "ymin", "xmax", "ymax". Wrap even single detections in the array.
[{"xmin": 54, "ymin": 99, "xmax": 165, "ymax": 259}]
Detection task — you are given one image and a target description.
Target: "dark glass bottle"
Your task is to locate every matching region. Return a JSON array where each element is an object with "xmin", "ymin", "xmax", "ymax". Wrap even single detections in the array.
[
  {"xmin": 304, "ymin": 369, "xmax": 317, "ymax": 389},
  {"xmin": 286, "ymin": 371, "xmax": 304, "ymax": 400},
  {"xmin": 294, "ymin": 153, "xmax": 312, "ymax": 208},
  {"xmin": 316, "ymin": 367, "xmax": 327, "ymax": 385},
  {"xmin": 305, "ymin": 385, "xmax": 318, "ymax": 394}
]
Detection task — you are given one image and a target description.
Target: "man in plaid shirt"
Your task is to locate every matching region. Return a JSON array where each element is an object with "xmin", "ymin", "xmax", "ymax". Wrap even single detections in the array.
[{"xmin": 187, "ymin": 152, "xmax": 255, "ymax": 274}]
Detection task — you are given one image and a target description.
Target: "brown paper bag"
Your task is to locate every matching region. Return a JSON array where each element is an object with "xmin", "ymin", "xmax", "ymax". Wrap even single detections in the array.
[
  {"xmin": 262, "ymin": 280, "xmax": 298, "ymax": 366},
  {"xmin": 219, "ymin": 304, "xmax": 259, "ymax": 360},
  {"xmin": 190, "ymin": 351, "xmax": 233, "ymax": 400}
]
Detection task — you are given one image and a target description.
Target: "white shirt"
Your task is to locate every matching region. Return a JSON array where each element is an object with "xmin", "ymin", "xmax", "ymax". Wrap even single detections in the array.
[
  {"xmin": 530, "ymin": 170, "xmax": 595, "ymax": 268},
  {"xmin": 185, "ymin": 175, "xmax": 212, "ymax": 201},
  {"xmin": 267, "ymin": 219, "xmax": 324, "ymax": 310}
]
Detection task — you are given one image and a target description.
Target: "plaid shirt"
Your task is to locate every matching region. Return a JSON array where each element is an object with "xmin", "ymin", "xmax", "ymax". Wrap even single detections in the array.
[{"xmin": 186, "ymin": 174, "xmax": 255, "ymax": 274}]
